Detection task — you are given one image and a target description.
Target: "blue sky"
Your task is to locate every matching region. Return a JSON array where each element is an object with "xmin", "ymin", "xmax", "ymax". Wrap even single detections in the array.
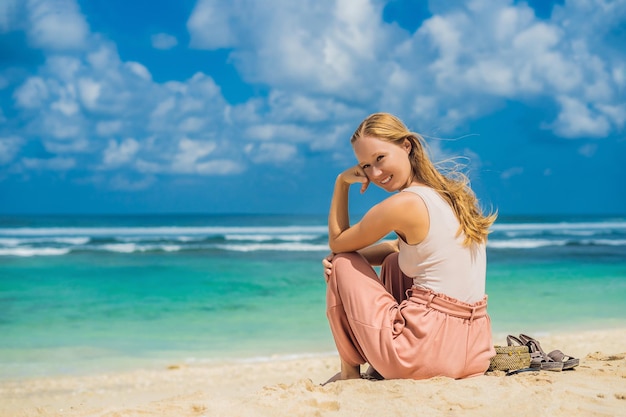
[{"xmin": 0, "ymin": 0, "xmax": 625, "ymax": 216}]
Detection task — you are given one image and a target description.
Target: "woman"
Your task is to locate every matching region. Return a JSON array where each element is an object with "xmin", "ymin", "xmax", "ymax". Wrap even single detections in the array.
[{"xmin": 323, "ymin": 113, "xmax": 496, "ymax": 383}]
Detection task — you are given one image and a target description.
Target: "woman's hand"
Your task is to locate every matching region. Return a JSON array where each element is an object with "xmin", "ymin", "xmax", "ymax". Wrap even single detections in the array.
[
  {"xmin": 339, "ymin": 164, "xmax": 370, "ymax": 194},
  {"xmin": 322, "ymin": 253, "xmax": 334, "ymax": 283}
]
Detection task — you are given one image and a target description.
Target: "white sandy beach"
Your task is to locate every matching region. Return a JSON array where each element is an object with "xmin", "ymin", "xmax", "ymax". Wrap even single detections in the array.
[{"xmin": 2, "ymin": 328, "xmax": 625, "ymax": 417}]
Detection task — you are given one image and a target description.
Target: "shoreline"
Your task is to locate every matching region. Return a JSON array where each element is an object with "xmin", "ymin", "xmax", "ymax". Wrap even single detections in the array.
[
  {"xmin": 2, "ymin": 327, "xmax": 625, "ymax": 417},
  {"xmin": 3, "ymin": 319, "xmax": 624, "ymax": 382}
]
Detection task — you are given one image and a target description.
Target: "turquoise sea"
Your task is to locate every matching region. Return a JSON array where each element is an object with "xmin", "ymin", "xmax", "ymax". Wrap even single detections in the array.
[{"xmin": 1, "ymin": 214, "xmax": 625, "ymax": 379}]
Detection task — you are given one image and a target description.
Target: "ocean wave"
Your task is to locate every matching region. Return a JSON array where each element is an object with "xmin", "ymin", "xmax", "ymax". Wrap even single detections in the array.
[
  {"xmin": 0, "ymin": 237, "xmax": 90, "ymax": 246},
  {"xmin": 214, "ymin": 243, "xmax": 329, "ymax": 252},
  {"xmin": 492, "ymin": 221, "xmax": 626, "ymax": 232},
  {"xmin": 579, "ymin": 239, "xmax": 626, "ymax": 246},
  {"xmin": 1, "ymin": 220, "xmax": 624, "ymax": 256},
  {"xmin": 488, "ymin": 239, "xmax": 567, "ymax": 249},
  {"xmin": 0, "ymin": 225, "xmax": 328, "ymax": 238},
  {"xmin": 3, "ymin": 222, "xmax": 622, "ymax": 243},
  {"xmin": 502, "ymin": 229, "xmax": 600, "ymax": 238},
  {"xmin": 0, "ymin": 247, "xmax": 71, "ymax": 257},
  {"xmin": 488, "ymin": 238, "xmax": 626, "ymax": 249},
  {"xmin": 0, "ymin": 241, "xmax": 328, "ymax": 256},
  {"xmin": 99, "ymin": 243, "xmax": 183, "ymax": 253},
  {"xmin": 101, "ymin": 243, "xmax": 137, "ymax": 253},
  {"xmin": 224, "ymin": 234, "xmax": 322, "ymax": 242}
]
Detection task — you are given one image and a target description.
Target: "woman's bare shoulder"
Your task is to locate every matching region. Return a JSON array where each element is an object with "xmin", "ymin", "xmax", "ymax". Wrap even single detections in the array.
[
  {"xmin": 378, "ymin": 191, "xmax": 429, "ymax": 244},
  {"xmin": 383, "ymin": 190, "xmax": 428, "ymax": 214}
]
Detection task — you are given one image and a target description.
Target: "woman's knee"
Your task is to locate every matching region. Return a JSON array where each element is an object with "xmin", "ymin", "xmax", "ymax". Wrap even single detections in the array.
[
  {"xmin": 332, "ymin": 252, "xmax": 371, "ymax": 276},
  {"xmin": 332, "ymin": 252, "xmax": 362, "ymax": 266},
  {"xmin": 329, "ymin": 252, "xmax": 382, "ymax": 289}
]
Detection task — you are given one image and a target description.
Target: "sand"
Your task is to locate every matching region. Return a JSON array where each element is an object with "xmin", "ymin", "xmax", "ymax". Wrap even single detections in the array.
[{"xmin": 2, "ymin": 328, "xmax": 625, "ymax": 417}]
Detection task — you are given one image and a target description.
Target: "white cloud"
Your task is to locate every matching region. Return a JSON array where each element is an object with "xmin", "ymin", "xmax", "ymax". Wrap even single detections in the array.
[
  {"xmin": 14, "ymin": 76, "xmax": 48, "ymax": 108},
  {"xmin": 50, "ymin": 84, "xmax": 79, "ymax": 116},
  {"xmin": 41, "ymin": 114, "xmax": 82, "ymax": 140},
  {"xmin": 151, "ymin": 33, "xmax": 178, "ymax": 50},
  {"xmin": 125, "ymin": 62, "xmax": 152, "ymax": 81},
  {"xmin": 26, "ymin": 0, "xmax": 89, "ymax": 50},
  {"xmin": 5, "ymin": 0, "xmax": 626, "ymax": 190},
  {"xmin": 193, "ymin": 159, "xmax": 243, "ymax": 175},
  {"xmin": 46, "ymin": 56, "xmax": 81, "ymax": 81},
  {"xmin": 266, "ymin": 90, "xmax": 356, "ymax": 123},
  {"xmin": 43, "ymin": 137, "xmax": 89, "ymax": 153},
  {"xmin": 187, "ymin": 0, "xmax": 238, "ymax": 49},
  {"xmin": 246, "ymin": 142, "xmax": 298, "ymax": 164},
  {"xmin": 244, "ymin": 123, "xmax": 314, "ymax": 142},
  {"xmin": 0, "ymin": 136, "xmax": 23, "ymax": 165},
  {"xmin": 613, "ymin": 65, "xmax": 626, "ymax": 87},
  {"xmin": 103, "ymin": 138, "xmax": 140, "ymax": 167},
  {"xmin": 552, "ymin": 96, "xmax": 611, "ymax": 138},
  {"xmin": 0, "ymin": 0, "xmax": 22, "ymax": 32},
  {"xmin": 578, "ymin": 143, "xmax": 598, "ymax": 158},
  {"xmin": 22, "ymin": 156, "xmax": 75, "ymax": 170},
  {"xmin": 96, "ymin": 120, "xmax": 123, "ymax": 136},
  {"xmin": 596, "ymin": 103, "xmax": 626, "ymax": 129},
  {"xmin": 86, "ymin": 44, "xmax": 121, "ymax": 72},
  {"xmin": 173, "ymin": 138, "xmax": 215, "ymax": 166},
  {"xmin": 109, "ymin": 174, "xmax": 155, "ymax": 191},
  {"xmin": 135, "ymin": 159, "xmax": 161, "ymax": 174},
  {"xmin": 174, "ymin": 140, "xmax": 244, "ymax": 175},
  {"xmin": 133, "ymin": 138, "xmax": 244, "ymax": 176},
  {"xmin": 179, "ymin": 117, "xmax": 205, "ymax": 133},
  {"xmin": 501, "ymin": 166, "xmax": 524, "ymax": 180},
  {"xmin": 151, "ymin": 97, "xmax": 176, "ymax": 119},
  {"xmin": 77, "ymin": 78, "xmax": 101, "ymax": 109},
  {"xmin": 188, "ymin": 0, "xmax": 393, "ymax": 98}
]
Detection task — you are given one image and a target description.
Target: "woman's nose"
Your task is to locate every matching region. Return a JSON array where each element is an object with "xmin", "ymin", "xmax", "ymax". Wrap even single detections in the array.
[{"xmin": 370, "ymin": 166, "xmax": 382, "ymax": 178}]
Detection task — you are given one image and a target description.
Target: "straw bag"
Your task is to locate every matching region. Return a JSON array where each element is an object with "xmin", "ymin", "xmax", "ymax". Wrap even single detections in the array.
[{"xmin": 488, "ymin": 345, "xmax": 531, "ymax": 371}]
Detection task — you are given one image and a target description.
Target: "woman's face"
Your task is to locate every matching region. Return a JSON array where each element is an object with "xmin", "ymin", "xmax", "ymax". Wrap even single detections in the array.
[{"xmin": 352, "ymin": 135, "xmax": 414, "ymax": 192}]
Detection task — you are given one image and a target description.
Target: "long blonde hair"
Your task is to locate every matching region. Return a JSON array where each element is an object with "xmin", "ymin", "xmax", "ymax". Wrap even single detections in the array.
[{"xmin": 351, "ymin": 113, "xmax": 496, "ymax": 246}]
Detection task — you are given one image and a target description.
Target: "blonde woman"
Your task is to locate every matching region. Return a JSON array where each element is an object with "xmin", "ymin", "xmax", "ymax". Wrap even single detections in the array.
[{"xmin": 323, "ymin": 113, "xmax": 496, "ymax": 383}]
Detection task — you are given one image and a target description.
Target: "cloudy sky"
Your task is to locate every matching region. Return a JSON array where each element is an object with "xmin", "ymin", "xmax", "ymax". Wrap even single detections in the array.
[{"xmin": 0, "ymin": 0, "xmax": 624, "ymax": 216}]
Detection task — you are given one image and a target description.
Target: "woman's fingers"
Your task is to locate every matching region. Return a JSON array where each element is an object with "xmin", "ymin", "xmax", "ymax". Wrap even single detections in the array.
[
  {"xmin": 360, "ymin": 179, "xmax": 370, "ymax": 194},
  {"xmin": 322, "ymin": 254, "xmax": 334, "ymax": 283},
  {"xmin": 340, "ymin": 165, "xmax": 369, "ymax": 187}
]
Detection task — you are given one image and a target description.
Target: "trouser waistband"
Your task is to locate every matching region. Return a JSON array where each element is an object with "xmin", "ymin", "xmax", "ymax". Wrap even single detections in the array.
[{"xmin": 409, "ymin": 287, "xmax": 488, "ymax": 322}]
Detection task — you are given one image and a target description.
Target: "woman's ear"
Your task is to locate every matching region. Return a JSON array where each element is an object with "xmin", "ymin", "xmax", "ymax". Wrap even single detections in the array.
[{"xmin": 403, "ymin": 139, "xmax": 412, "ymax": 154}]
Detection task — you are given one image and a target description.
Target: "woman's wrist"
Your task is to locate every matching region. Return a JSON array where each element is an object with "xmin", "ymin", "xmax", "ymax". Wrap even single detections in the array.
[{"xmin": 335, "ymin": 174, "xmax": 351, "ymax": 188}]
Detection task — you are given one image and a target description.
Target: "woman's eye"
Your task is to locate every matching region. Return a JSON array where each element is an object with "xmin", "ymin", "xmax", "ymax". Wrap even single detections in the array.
[
  {"xmin": 362, "ymin": 164, "xmax": 370, "ymax": 170},
  {"xmin": 376, "ymin": 155, "xmax": 384, "ymax": 162}
]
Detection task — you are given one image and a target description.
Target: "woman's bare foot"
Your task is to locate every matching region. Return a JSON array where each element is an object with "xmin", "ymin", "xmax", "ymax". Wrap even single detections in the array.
[
  {"xmin": 322, "ymin": 371, "xmax": 344, "ymax": 385},
  {"xmin": 322, "ymin": 360, "xmax": 361, "ymax": 385}
]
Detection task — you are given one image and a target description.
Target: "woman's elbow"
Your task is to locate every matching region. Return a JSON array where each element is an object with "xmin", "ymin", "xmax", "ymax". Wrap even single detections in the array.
[{"xmin": 328, "ymin": 239, "xmax": 349, "ymax": 254}]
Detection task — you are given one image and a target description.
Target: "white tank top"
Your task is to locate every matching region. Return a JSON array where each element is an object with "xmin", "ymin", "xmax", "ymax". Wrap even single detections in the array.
[{"xmin": 397, "ymin": 186, "xmax": 486, "ymax": 303}]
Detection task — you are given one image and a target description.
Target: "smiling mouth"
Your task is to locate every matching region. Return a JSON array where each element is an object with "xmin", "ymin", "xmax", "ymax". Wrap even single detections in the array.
[{"xmin": 380, "ymin": 175, "xmax": 392, "ymax": 185}]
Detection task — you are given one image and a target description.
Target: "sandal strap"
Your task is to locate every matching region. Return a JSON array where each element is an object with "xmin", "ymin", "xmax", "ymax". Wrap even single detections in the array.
[
  {"xmin": 507, "ymin": 335, "xmax": 524, "ymax": 346},
  {"xmin": 548, "ymin": 350, "xmax": 574, "ymax": 362},
  {"xmin": 519, "ymin": 334, "xmax": 547, "ymax": 355}
]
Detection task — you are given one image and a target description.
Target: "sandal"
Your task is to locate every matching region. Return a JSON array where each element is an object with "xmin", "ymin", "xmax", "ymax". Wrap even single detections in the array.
[
  {"xmin": 507, "ymin": 335, "xmax": 525, "ymax": 347},
  {"xmin": 519, "ymin": 334, "xmax": 563, "ymax": 372},
  {"xmin": 547, "ymin": 349, "xmax": 579, "ymax": 370}
]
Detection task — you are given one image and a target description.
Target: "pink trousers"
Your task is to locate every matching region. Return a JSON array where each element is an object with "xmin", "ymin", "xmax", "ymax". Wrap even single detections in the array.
[{"xmin": 326, "ymin": 252, "xmax": 495, "ymax": 379}]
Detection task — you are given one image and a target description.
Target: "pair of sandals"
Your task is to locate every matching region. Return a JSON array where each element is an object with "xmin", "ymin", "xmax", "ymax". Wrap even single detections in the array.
[{"xmin": 507, "ymin": 334, "xmax": 579, "ymax": 372}]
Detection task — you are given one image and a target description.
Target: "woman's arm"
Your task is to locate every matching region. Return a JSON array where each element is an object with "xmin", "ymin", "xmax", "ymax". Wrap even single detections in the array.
[
  {"xmin": 328, "ymin": 176, "xmax": 352, "ymax": 246},
  {"xmin": 328, "ymin": 165, "xmax": 371, "ymax": 252},
  {"xmin": 328, "ymin": 166, "xmax": 425, "ymax": 254},
  {"xmin": 358, "ymin": 239, "xmax": 399, "ymax": 266}
]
